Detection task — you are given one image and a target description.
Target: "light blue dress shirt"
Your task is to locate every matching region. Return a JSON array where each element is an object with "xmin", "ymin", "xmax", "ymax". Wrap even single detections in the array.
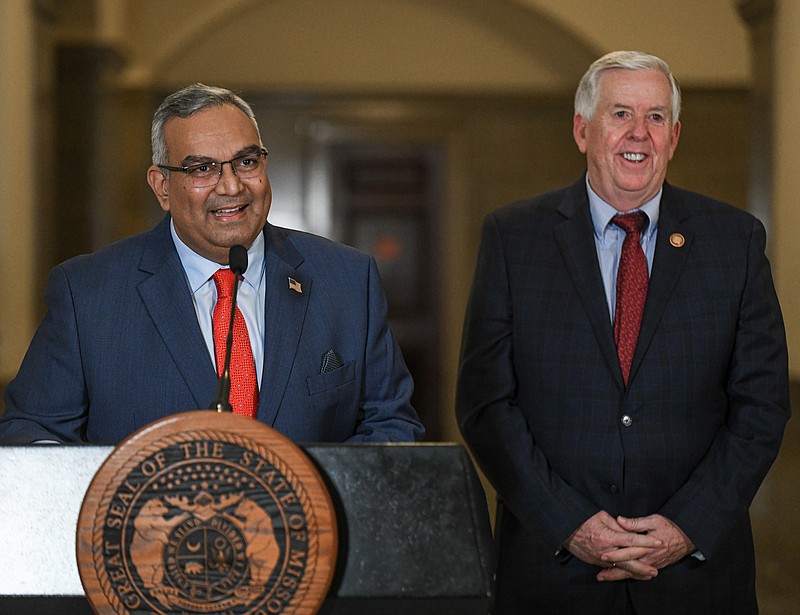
[
  {"xmin": 170, "ymin": 221, "xmax": 266, "ymax": 386},
  {"xmin": 586, "ymin": 178, "xmax": 660, "ymax": 323}
]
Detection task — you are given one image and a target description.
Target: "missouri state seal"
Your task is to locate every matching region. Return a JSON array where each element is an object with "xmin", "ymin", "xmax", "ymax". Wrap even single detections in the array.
[{"xmin": 77, "ymin": 411, "xmax": 336, "ymax": 615}]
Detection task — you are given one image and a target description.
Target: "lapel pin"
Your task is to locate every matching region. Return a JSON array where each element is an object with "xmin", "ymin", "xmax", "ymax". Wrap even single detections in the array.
[
  {"xmin": 288, "ymin": 277, "xmax": 303, "ymax": 293},
  {"xmin": 669, "ymin": 233, "xmax": 685, "ymax": 248}
]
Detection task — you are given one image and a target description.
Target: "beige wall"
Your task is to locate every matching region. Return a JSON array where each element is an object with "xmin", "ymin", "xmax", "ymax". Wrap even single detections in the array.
[
  {"xmin": 774, "ymin": 0, "xmax": 800, "ymax": 382},
  {"xmin": 0, "ymin": 1, "xmax": 36, "ymax": 387}
]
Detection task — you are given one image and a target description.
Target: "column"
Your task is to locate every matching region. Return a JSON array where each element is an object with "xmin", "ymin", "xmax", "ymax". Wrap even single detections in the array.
[
  {"xmin": 738, "ymin": 0, "xmax": 774, "ymax": 236},
  {"xmin": 0, "ymin": 0, "xmax": 36, "ymax": 392},
  {"xmin": 773, "ymin": 0, "xmax": 800, "ymax": 377}
]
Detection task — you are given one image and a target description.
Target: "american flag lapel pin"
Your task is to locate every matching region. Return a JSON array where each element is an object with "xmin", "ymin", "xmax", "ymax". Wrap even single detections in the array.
[{"xmin": 288, "ymin": 277, "xmax": 303, "ymax": 293}]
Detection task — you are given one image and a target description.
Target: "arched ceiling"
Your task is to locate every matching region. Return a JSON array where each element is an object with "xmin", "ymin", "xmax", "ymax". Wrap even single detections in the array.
[
  {"xmin": 106, "ymin": 0, "xmax": 748, "ymax": 93},
  {"xmin": 523, "ymin": 0, "xmax": 750, "ymax": 86}
]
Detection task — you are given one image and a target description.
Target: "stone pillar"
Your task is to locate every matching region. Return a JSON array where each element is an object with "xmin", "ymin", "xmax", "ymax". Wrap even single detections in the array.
[
  {"xmin": 49, "ymin": 44, "xmax": 123, "ymax": 266},
  {"xmin": 772, "ymin": 0, "xmax": 800, "ymax": 377},
  {"xmin": 737, "ymin": 0, "xmax": 800, "ymax": 377},
  {"xmin": 0, "ymin": 0, "xmax": 36, "ymax": 392},
  {"xmin": 738, "ymin": 0, "xmax": 774, "ymax": 235}
]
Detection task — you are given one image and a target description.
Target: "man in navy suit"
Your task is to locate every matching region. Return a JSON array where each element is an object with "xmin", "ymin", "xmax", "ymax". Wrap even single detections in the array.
[
  {"xmin": 0, "ymin": 84, "xmax": 423, "ymax": 444},
  {"xmin": 457, "ymin": 51, "xmax": 789, "ymax": 614}
]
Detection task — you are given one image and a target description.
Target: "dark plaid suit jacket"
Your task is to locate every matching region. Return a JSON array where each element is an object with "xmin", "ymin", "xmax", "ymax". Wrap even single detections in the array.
[{"xmin": 457, "ymin": 177, "xmax": 790, "ymax": 614}]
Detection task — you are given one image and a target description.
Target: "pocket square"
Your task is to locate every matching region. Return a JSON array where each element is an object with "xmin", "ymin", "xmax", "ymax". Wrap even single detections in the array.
[{"xmin": 320, "ymin": 349, "xmax": 344, "ymax": 373}]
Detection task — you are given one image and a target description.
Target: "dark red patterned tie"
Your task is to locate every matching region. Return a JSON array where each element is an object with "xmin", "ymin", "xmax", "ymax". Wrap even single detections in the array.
[
  {"xmin": 613, "ymin": 212, "xmax": 649, "ymax": 387},
  {"xmin": 212, "ymin": 269, "xmax": 258, "ymax": 417}
]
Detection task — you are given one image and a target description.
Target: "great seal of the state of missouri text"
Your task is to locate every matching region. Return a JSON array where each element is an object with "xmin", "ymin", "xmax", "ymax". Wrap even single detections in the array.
[{"xmin": 77, "ymin": 411, "xmax": 337, "ymax": 615}]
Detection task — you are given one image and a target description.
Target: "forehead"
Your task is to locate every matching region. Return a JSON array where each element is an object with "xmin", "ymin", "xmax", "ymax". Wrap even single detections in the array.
[
  {"xmin": 597, "ymin": 68, "xmax": 672, "ymax": 107},
  {"xmin": 163, "ymin": 104, "xmax": 260, "ymax": 159}
]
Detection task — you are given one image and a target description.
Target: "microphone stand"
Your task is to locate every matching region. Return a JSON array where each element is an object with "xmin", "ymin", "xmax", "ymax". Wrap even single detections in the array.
[{"xmin": 209, "ymin": 245, "xmax": 248, "ymax": 412}]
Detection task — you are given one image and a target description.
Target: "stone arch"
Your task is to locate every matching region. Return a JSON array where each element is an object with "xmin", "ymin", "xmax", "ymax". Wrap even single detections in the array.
[{"xmin": 124, "ymin": 0, "xmax": 598, "ymax": 90}]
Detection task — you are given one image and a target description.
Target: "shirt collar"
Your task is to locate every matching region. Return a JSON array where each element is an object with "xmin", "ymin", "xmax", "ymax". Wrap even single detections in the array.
[
  {"xmin": 170, "ymin": 219, "xmax": 266, "ymax": 294},
  {"xmin": 586, "ymin": 175, "xmax": 661, "ymax": 241}
]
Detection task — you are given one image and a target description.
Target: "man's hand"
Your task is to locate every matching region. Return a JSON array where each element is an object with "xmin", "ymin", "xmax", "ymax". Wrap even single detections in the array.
[
  {"xmin": 596, "ymin": 514, "xmax": 695, "ymax": 582},
  {"xmin": 563, "ymin": 511, "xmax": 661, "ymax": 581}
]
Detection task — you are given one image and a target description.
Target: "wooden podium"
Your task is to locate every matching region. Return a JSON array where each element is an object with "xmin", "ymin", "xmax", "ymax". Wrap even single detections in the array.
[{"xmin": 0, "ymin": 436, "xmax": 493, "ymax": 614}]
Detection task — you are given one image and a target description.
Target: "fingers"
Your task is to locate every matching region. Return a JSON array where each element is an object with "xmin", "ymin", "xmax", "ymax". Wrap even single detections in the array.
[
  {"xmin": 577, "ymin": 514, "xmax": 694, "ymax": 583},
  {"xmin": 620, "ymin": 531, "xmax": 662, "ymax": 549},
  {"xmin": 596, "ymin": 565, "xmax": 629, "ymax": 582},
  {"xmin": 616, "ymin": 514, "xmax": 658, "ymax": 533},
  {"xmin": 600, "ymin": 545, "xmax": 654, "ymax": 564},
  {"xmin": 617, "ymin": 514, "xmax": 695, "ymax": 569},
  {"xmin": 596, "ymin": 558, "xmax": 658, "ymax": 582},
  {"xmin": 598, "ymin": 545, "xmax": 660, "ymax": 582},
  {"xmin": 564, "ymin": 510, "xmax": 665, "ymax": 569}
]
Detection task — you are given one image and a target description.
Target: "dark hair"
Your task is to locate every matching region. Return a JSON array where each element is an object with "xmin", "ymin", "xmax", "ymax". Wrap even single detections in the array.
[{"xmin": 151, "ymin": 83, "xmax": 261, "ymax": 166}]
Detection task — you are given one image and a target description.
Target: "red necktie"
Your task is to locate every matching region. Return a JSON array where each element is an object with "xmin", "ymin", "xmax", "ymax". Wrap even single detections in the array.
[
  {"xmin": 613, "ymin": 212, "xmax": 649, "ymax": 387},
  {"xmin": 212, "ymin": 269, "xmax": 258, "ymax": 417}
]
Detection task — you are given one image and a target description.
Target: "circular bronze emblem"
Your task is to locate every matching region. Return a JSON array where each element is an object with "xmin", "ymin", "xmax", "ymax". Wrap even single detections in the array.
[
  {"xmin": 77, "ymin": 411, "xmax": 336, "ymax": 614},
  {"xmin": 669, "ymin": 233, "xmax": 685, "ymax": 248}
]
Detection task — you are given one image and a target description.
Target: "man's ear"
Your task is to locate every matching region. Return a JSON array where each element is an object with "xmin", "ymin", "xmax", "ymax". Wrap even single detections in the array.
[
  {"xmin": 573, "ymin": 114, "xmax": 588, "ymax": 154},
  {"xmin": 668, "ymin": 120, "xmax": 681, "ymax": 160},
  {"xmin": 147, "ymin": 165, "xmax": 171, "ymax": 212}
]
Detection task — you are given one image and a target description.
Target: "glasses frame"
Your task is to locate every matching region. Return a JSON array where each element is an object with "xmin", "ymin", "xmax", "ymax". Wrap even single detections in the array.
[{"xmin": 158, "ymin": 148, "xmax": 269, "ymax": 186}]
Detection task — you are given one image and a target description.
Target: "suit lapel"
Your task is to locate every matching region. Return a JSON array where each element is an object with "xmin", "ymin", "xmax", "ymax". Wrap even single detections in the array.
[
  {"xmin": 554, "ymin": 181, "xmax": 625, "ymax": 388},
  {"xmin": 258, "ymin": 225, "xmax": 311, "ymax": 426},
  {"xmin": 628, "ymin": 183, "xmax": 693, "ymax": 384},
  {"xmin": 137, "ymin": 217, "xmax": 217, "ymax": 411}
]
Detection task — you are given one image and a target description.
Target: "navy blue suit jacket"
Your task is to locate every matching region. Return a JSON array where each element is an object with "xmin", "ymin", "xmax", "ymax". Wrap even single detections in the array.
[
  {"xmin": 456, "ymin": 179, "xmax": 789, "ymax": 614},
  {"xmin": 1, "ymin": 216, "xmax": 423, "ymax": 444}
]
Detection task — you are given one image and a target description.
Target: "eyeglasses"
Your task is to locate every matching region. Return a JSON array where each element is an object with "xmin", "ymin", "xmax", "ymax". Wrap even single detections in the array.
[{"xmin": 158, "ymin": 148, "xmax": 268, "ymax": 188}]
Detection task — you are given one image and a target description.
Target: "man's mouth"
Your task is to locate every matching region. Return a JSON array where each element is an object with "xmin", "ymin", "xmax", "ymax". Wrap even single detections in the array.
[
  {"xmin": 622, "ymin": 152, "xmax": 646, "ymax": 163},
  {"xmin": 210, "ymin": 205, "xmax": 248, "ymax": 218}
]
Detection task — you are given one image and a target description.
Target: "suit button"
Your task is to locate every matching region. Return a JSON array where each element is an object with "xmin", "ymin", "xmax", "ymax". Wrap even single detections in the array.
[
  {"xmin": 610, "ymin": 484, "xmax": 620, "ymax": 494},
  {"xmin": 621, "ymin": 414, "xmax": 633, "ymax": 427}
]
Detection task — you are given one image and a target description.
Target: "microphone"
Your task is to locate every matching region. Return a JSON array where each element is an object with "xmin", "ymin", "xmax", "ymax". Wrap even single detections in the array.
[{"xmin": 209, "ymin": 244, "xmax": 248, "ymax": 412}]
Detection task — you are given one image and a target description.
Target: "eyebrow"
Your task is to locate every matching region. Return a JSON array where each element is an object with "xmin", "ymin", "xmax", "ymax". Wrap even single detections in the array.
[
  {"xmin": 611, "ymin": 103, "xmax": 670, "ymax": 115},
  {"xmin": 179, "ymin": 144, "xmax": 263, "ymax": 166}
]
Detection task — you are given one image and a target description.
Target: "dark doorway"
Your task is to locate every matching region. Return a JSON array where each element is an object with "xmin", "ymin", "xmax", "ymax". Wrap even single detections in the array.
[{"xmin": 330, "ymin": 142, "xmax": 444, "ymax": 440}]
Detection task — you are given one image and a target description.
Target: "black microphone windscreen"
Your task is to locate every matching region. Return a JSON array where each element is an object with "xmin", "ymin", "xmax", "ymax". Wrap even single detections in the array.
[{"xmin": 229, "ymin": 244, "xmax": 248, "ymax": 276}]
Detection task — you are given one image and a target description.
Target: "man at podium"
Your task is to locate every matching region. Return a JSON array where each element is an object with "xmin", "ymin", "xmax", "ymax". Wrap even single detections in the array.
[{"xmin": 0, "ymin": 84, "xmax": 423, "ymax": 445}]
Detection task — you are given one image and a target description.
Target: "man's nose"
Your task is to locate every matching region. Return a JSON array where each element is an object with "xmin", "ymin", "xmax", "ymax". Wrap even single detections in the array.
[
  {"xmin": 628, "ymin": 116, "xmax": 648, "ymax": 138},
  {"xmin": 215, "ymin": 161, "xmax": 243, "ymax": 193}
]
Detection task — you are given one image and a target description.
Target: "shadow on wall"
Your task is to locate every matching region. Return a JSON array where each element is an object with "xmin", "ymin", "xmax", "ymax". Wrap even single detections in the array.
[{"xmin": 752, "ymin": 381, "xmax": 800, "ymax": 615}]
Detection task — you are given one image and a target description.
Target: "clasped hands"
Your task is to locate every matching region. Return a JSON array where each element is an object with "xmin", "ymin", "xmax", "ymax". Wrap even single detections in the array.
[{"xmin": 563, "ymin": 510, "xmax": 695, "ymax": 582}]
